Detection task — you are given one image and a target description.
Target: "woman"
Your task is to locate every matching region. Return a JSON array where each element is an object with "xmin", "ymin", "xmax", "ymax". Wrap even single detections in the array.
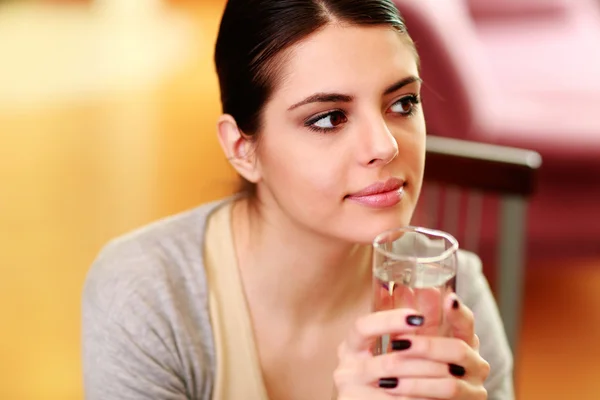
[{"xmin": 82, "ymin": 0, "xmax": 513, "ymax": 399}]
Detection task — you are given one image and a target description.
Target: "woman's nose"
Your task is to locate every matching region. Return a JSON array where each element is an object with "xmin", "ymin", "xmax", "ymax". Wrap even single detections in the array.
[{"xmin": 358, "ymin": 117, "xmax": 399, "ymax": 168}]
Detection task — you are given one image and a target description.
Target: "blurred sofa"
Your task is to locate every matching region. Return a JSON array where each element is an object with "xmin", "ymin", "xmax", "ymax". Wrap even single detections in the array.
[{"xmin": 393, "ymin": 0, "xmax": 600, "ymax": 262}]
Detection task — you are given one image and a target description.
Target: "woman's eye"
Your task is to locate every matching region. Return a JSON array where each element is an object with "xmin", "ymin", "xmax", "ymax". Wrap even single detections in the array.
[
  {"xmin": 309, "ymin": 111, "xmax": 348, "ymax": 131},
  {"xmin": 389, "ymin": 95, "xmax": 420, "ymax": 115}
]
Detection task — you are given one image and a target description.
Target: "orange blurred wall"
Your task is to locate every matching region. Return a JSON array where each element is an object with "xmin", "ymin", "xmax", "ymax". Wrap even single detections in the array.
[{"xmin": 0, "ymin": 1, "xmax": 232, "ymax": 398}]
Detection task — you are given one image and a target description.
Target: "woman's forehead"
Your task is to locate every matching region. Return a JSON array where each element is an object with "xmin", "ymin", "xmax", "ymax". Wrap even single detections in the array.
[{"xmin": 276, "ymin": 24, "xmax": 419, "ymax": 101}]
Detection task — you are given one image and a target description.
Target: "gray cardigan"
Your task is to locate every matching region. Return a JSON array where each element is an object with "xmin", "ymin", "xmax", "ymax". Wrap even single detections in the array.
[{"xmin": 82, "ymin": 199, "xmax": 514, "ymax": 399}]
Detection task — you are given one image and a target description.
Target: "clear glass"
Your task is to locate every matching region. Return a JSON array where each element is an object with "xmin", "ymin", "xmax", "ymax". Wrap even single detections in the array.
[{"xmin": 372, "ymin": 226, "xmax": 459, "ymax": 355}]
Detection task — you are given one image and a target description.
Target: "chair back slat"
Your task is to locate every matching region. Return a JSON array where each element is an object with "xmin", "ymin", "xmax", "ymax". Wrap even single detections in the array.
[{"xmin": 421, "ymin": 135, "xmax": 542, "ymax": 355}]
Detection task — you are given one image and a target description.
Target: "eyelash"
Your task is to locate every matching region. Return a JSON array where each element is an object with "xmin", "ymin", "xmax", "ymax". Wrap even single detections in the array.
[{"xmin": 304, "ymin": 94, "xmax": 421, "ymax": 134}]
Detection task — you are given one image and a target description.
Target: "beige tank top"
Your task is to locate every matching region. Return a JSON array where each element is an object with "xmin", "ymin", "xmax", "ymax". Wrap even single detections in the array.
[{"xmin": 204, "ymin": 201, "xmax": 270, "ymax": 400}]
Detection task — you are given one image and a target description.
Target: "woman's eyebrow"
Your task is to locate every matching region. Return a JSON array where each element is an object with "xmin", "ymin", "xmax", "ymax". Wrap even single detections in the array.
[
  {"xmin": 288, "ymin": 93, "xmax": 353, "ymax": 111},
  {"xmin": 383, "ymin": 75, "xmax": 422, "ymax": 95},
  {"xmin": 288, "ymin": 75, "xmax": 421, "ymax": 111}
]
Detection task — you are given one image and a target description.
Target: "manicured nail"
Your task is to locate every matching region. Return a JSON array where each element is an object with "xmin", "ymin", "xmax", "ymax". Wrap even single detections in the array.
[
  {"xmin": 379, "ymin": 377, "xmax": 399, "ymax": 389},
  {"xmin": 452, "ymin": 298, "xmax": 460, "ymax": 310},
  {"xmin": 406, "ymin": 315, "xmax": 424, "ymax": 326},
  {"xmin": 449, "ymin": 364, "xmax": 466, "ymax": 377},
  {"xmin": 391, "ymin": 339, "xmax": 412, "ymax": 351}
]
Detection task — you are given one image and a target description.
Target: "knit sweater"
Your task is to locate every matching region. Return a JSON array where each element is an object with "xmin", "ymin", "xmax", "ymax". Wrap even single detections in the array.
[{"xmin": 82, "ymin": 199, "xmax": 514, "ymax": 399}]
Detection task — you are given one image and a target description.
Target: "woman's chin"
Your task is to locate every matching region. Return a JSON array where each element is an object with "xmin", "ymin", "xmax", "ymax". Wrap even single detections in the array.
[{"xmin": 346, "ymin": 216, "xmax": 414, "ymax": 245}]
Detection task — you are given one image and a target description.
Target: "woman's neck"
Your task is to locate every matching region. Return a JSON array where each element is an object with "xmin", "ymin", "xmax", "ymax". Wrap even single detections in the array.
[{"xmin": 232, "ymin": 196, "xmax": 373, "ymax": 327}]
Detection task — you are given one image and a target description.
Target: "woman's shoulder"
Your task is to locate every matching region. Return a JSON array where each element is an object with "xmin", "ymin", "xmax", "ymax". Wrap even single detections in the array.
[
  {"xmin": 456, "ymin": 248, "xmax": 483, "ymax": 274},
  {"xmin": 454, "ymin": 251, "xmax": 514, "ymax": 397},
  {"xmin": 82, "ymin": 199, "xmax": 228, "ymax": 400},
  {"xmin": 455, "ymin": 248, "xmax": 488, "ymax": 303},
  {"xmin": 82, "ymin": 198, "xmax": 230, "ymax": 318},
  {"xmin": 101, "ymin": 197, "xmax": 228, "ymax": 257}
]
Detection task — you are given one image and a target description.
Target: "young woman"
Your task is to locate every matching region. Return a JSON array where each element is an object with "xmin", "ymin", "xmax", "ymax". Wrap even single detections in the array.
[{"xmin": 82, "ymin": 1, "xmax": 513, "ymax": 399}]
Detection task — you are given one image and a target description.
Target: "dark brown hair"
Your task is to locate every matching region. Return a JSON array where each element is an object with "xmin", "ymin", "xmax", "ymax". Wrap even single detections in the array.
[{"xmin": 214, "ymin": 0, "xmax": 413, "ymax": 194}]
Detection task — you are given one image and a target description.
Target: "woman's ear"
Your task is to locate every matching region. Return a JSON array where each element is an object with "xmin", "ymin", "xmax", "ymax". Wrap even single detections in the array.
[{"xmin": 216, "ymin": 114, "xmax": 262, "ymax": 184}]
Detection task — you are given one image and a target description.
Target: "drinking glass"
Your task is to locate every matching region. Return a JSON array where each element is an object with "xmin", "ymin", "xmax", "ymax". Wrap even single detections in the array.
[{"xmin": 372, "ymin": 226, "xmax": 459, "ymax": 355}]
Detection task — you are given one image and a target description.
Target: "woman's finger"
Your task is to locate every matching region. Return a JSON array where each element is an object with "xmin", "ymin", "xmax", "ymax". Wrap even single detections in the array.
[
  {"xmin": 386, "ymin": 336, "xmax": 490, "ymax": 380},
  {"xmin": 411, "ymin": 287, "xmax": 445, "ymax": 336},
  {"xmin": 381, "ymin": 377, "xmax": 488, "ymax": 400},
  {"xmin": 444, "ymin": 294, "xmax": 477, "ymax": 348},
  {"xmin": 471, "ymin": 334, "xmax": 480, "ymax": 352},
  {"xmin": 342, "ymin": 309, "xmax": 425, "ymax": 354},
  {"xmin": 336, "ymin": 386, "xmax": 397, "ymax": 400},
  {"xmin": 359, "ymin": 354, "xmax": 449, "ymax": 385}
]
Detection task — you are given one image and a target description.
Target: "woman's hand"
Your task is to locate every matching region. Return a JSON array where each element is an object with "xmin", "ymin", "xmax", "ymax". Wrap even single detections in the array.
[{"xmin": 333, "ymin": 294, "xmax": 490, "ymax": 399}]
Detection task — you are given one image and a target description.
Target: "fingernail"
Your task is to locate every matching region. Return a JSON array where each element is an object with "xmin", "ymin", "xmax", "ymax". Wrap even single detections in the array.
[
  {"xmin": 406, "ymin": 315, "xmax": 424, "ymax": 326},
  {"xmin": 449, "ymin": 363, "xmax": 466, "ymax": 377},
  {"xmin": 391, "ymin": 339, "xmax": 412, "ymax": 351},
  {"xmin": 452, "ymin": 298, "xmax": 460, "ymax": 310},
  {"xmin": 378, "ymin": 377, "xmax": 399, "ymax": 389}
]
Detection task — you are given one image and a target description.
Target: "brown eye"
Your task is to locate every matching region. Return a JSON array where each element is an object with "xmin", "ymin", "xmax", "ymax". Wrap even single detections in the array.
[
  {"xmin": 309, "ymin": 111, "xmax": 348, "ymax": 131},
  {"xmin": 329, "ymin": 112, "xmax": 347, "ymax": 127},
  {"xmin": 390, "ymin": 95, "xmax": 420, "ymax": 116}
]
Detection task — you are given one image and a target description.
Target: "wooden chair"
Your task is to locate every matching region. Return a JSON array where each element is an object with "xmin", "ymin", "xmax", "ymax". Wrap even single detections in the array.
[{"xmin": 419, "ymin": 135, "xmax": 542, "ymax": 354}]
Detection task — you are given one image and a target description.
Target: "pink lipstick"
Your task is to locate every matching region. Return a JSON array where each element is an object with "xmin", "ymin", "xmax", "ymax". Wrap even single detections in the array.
[{"xmin": 346, "ymin": 178, "xmax": 405, "ymax": 208}]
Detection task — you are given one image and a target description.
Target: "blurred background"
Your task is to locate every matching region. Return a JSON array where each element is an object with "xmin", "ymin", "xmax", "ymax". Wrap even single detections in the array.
[{"xmin": 0, "ymin": 0, "xmax": 598, "ymax": 399}]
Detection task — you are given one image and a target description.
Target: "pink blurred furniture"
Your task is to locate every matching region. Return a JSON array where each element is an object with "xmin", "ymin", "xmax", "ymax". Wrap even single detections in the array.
[
  {"xmin": 393, "ymin": 0, "xmax": 600, "ymax": 353},
  {"xmin": 466, "ymin": 0, "xmax": 600, "ymax": 154},
  {"xmin": 468, "ymin": 0, "xmax": 572, "ymax": 20},
  {"xmin": 393, "ymin": 0, "xmax": 600, "ymax": 160},
  {"xmin": 461, "ymin": 0, "xmax": 600, "ymax": 256}
]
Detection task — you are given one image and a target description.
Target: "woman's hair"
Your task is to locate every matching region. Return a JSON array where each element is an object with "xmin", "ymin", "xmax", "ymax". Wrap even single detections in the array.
[{"xmin": 214, "ymin": 0, "xmax": 413, "ymax": 194}]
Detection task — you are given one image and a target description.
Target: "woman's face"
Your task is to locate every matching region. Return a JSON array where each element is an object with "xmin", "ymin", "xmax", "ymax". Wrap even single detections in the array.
[{"xmin": 254, "ymin": 24, "xmax": 426, "ymax": 244}]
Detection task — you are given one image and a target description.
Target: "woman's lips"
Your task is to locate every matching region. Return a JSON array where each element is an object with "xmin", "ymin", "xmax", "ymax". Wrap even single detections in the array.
[{"xmin": 346, "ymin": 178, "xmax": 406, "ymax": 208}]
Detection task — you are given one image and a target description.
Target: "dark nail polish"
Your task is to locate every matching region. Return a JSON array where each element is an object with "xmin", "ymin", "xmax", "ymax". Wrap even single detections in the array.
[
  {"xmin": 449, "ymin": 364, "xmax": 466, "ymax": 377},
  {"xmin": 452, "ymin": 299, "xmax": 460, "ymax": 310},
  {"xmin": 391, "ymin": 339, "xmax": 412, "ymax": 351},
  {"xmin": 378, "ymin": 377, "xmax": 399, "ymax": 389},
  {"xmin": 406, "ymin": 315, "xmax": 424, "ymax": 326}
]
